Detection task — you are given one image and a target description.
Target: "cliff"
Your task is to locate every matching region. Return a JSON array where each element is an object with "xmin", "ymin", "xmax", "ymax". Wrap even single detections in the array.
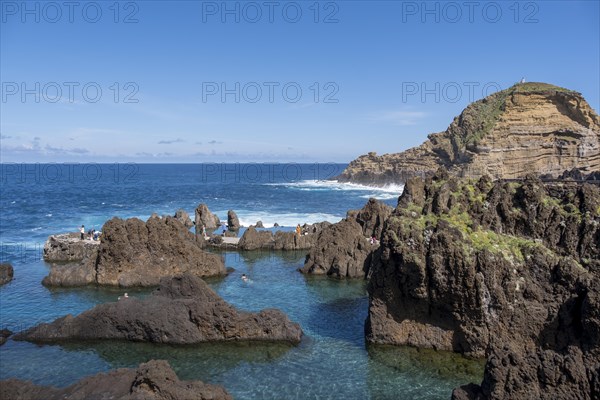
[
  {"xmin": 366, "ymin": 173, "xmax": 600, "ymax": 398},
  {"xmin": 339, "ymin": 83, "xmax": 600, "ymax": 184}
]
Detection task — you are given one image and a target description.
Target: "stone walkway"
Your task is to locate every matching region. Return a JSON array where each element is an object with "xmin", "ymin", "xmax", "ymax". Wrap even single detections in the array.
[{"xmin": 221, "ymin": 237, "xmax": 240, "ymax": 245}]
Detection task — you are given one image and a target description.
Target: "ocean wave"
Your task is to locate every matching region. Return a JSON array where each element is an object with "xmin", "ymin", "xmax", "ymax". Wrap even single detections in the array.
[
  {"xmin": 45, "ymin": 214, "xmax": 53, "ymax": 217},
  {"xmin": 232, "ymin": 211, "xmax": 344, "ymax": 228},
  {"xmin": 359, "ymin": 193, "xmax": 399, "ymax": 200},
  {"xmin": 265, "ymin": 180, "xmax": 404, "ymax": 195}
]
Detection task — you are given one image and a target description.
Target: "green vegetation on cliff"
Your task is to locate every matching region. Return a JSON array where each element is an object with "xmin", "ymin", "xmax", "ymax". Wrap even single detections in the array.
[{"xmin": 462, "ymin": 82, "xmax": 577, "ymax": 147}]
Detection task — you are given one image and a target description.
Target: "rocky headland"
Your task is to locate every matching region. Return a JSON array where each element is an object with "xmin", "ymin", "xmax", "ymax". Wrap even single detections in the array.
[
  {"xmin": 43, "ymin": 215, "xmax": 225, "ymax": 287},
  {"xmin": 0, "ymin": 359, "xmax": 232, "ymax": 400},
  {"xmin": 365, "ymin": 172, "xmax": 599, "ymax": 399},
  {"xmin": 16, "ymin": 274, "xmax": 303, "ymax": 344},
  {"xmin": 338, "ymin": 83, "xmax": 600, "ymax": 184}
]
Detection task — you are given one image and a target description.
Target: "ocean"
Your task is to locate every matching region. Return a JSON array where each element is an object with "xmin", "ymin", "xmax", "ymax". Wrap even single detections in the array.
[{"xmin": 0, "ymin": 163, "xmax": 482, "ymax": 399}]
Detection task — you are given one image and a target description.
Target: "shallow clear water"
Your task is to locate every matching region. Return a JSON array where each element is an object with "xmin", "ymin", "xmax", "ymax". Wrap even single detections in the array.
[{"xmin": 0, "ymin": 164, "xmax": 482, "ymax": 399}]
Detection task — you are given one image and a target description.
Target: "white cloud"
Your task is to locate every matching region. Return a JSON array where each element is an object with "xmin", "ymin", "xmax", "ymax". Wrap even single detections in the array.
[{"xmin": 367, "ymin": 109, "xmax": 427, "ymax": 126}]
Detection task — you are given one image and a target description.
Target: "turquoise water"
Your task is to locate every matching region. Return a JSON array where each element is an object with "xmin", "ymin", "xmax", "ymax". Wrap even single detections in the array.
[{"xmin": 0, "ymin": 164, "xmax": 482, "ymax": 399}]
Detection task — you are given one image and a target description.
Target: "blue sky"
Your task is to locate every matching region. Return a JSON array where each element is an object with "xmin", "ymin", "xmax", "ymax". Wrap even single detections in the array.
[{"xmin": 1, "ymin": 0, "xmax": 599, "ymax": 163}]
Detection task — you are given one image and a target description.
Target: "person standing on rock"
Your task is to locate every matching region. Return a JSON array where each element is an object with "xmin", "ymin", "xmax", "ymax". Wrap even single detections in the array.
[
  {"xmin": 295, "ymin": 224, "xmax": 301, "ymax": 237},
  {"xmin": 80, "ymin": 225, "xmax": 85, "ymax": 240}
]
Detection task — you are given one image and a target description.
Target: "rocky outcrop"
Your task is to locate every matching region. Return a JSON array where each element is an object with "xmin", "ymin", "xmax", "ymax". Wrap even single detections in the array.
[
  {"xmin": 43, "ymin": 233, "xmax": 100, "ymax": 263},
  {"xmin": 366, "ymin": 173, "xmax": 600, "ymax": 399},
  {"xmin": 301, "ymin": 199, "xmax": 391, "ymax": 278},
  {"xmin": 352, "ymin": 198, "xmax": 394, "ymax": 238},
  {"xmin": 339, "ymin": 83, "xmax": 600, "ymax": 184},
  {"xmin": 238, "ymin": 226, "xmax": 274, "ymax": 250},
  {"xmin": 16, "ymin": 274, "xmax": 303, "ymax": 344},
  {"xmin": 301, "ymin": 219, "xmax": 376, "ymax": 278},
  {"xmin": 43, "ymin": 216, "xmax": 225, "ymax": 287},
  {"xmin": 0, "ymin": 263, "xmax": 14, "ymax": 285},
  {"xmin": 174, "ymin": 209, "xmax": 194, "ymax": 228},
  {"xmin": 195, "ymin": 203, "xmax": 220, "ymax": 232},
  {"xmin": 227, "ymin": 210, "xmax": 240, "ymax": 230},
  {"xmin": 42, "ymin": 234, "xmax": 100, "ymax": 287},
  {"xmin": 237, "ymin": 225, "xmax": 329, "ymax": 251},
  {"xmin": 0, "ymin": 329, "xmax": 12, "ymax": 346},
  {"xmin": 0, "ymin": 360, "xmax": 232, "ymax": 400}
]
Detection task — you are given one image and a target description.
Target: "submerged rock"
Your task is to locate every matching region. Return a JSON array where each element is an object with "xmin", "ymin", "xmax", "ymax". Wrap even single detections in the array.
[
  {"xmin": 366, "ymin": 175, "xmax": 600, "ymax": 399},
  {"xmin": 43, "ymin": 216, "xmax": 226, "ymax": 287},
  {"xmin": 194, "ymin": 203, "xmax": 220, "ymax": 232},
  {"xmin": 0, "ymin": 359, "xmax": 232, "ymax": 400},
  {"xmin": 0, "ymin": 263, "xmax": 14, "ymax": 285},
  {"xmin": 16, "ymin": 274, "xmax": 302, "ymax": 344}
]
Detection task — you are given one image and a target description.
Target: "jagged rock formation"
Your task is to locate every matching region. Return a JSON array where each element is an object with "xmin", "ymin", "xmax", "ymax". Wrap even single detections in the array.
[
  {"xmin": 0, "ymin": 360, "xmax": 232, "ymax": 400},
  {"xmin": 227, "ymin": 210, "xmax": 240, "ymax": 230},
  {"xmin": 366, "ymin": 173, "xmax": 600, "ymax": 399},
  {"xmin": 301, "ymin": 219, "xmax": 376, "ymax": 278},
  {"xmin": 348, "ymin": 198, "xmax": 394, "ymax": 237},
  {"xmin": 339, "ymin": 83, "xmax": 600, "ymax": 184},
  {"xmin": 174, "ymin": 209, "xmax": 194, "ymax": 228},
  {"xmin": 0, "ymin": 263, "xmax": 14, "ymax": 285},
  {"xmin": 43, "ymin": 216, "xmax": 225, "ymax": 287},
  {"xmin": 195, "ymin": 203, "xmax": 221, "ymax": 232},
  {"xmin": 301, "ymin": 199, "xmax": 392, "ymax": 278},
  {"xmin": 16, "ymin": 274, "xmax": 303, "ymax": 344}
]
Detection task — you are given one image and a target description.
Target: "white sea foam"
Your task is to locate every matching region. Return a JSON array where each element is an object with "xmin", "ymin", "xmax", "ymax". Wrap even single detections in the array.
[
  {"xmin": 359, "ymin": 193, "xmax": 399, "ymax": 200},
  {"xmin": 45, "ymin": 214, "xmax": 52, "ymax": 217},
  {"xmin": 265, "ymin": 180, "xmax": 404, "ymax": 199},
  {"xmin": 230, "ymin": 211, "xmax": 344, "ymax": 228}
]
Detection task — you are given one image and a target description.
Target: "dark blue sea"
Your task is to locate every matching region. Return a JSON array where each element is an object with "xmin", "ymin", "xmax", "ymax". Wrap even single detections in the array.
[{"xmin": 0, "ymin": 163, "xmax": 482, "ymax": 399}]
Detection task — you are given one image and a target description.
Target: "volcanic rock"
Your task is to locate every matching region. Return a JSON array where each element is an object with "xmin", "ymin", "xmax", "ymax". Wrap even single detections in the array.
[
  {"xmin": 43, "ymin": 216, "xmax": 225, "ymax": 287},
  {"xmin": 16, "ymin": 274, "xmax": 303, "ymax": 344},
  {"xmin": 194, "ymin": 203, "xmax": 221, "ymax": 232},
  {"xmin": 174, "ymin": 209, "xmax": 194, "ymax": 228},
  {"xmin": 0, "ymin": 360, "xmax": 232, "ymax": 400},
  {"xmin": 301, "ymin": 199, "xmax": 391, "ymax": 278},
  {"xmin": 301, "ymin": 219, "xmax": 376, "ymax": 278},
  {"xmin": 0, "ymin": 263, "xmax": 14, "ymax": 285},
  {"xmin": 227, "ymin": 210, "xmax": 240, "ymax": 230},
  {"xmin": 366, "ymin": 174, "xmax": 600, "ymax": 399}
]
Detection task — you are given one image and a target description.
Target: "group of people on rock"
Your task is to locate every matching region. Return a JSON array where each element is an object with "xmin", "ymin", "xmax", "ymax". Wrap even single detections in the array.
[{"xmin": 79, "ymin": 225, "xmax": 100, "ymax": 241}]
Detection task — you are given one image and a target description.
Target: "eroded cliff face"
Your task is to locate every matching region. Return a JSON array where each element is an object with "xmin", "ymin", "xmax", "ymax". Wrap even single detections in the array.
[
  {"xmin": 366, "ymin": 173, "xmax": 600, "ymax": 399},
  {"xmin": 340, "ymin": 83, "xmax": 600, "ymax": 184}
]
